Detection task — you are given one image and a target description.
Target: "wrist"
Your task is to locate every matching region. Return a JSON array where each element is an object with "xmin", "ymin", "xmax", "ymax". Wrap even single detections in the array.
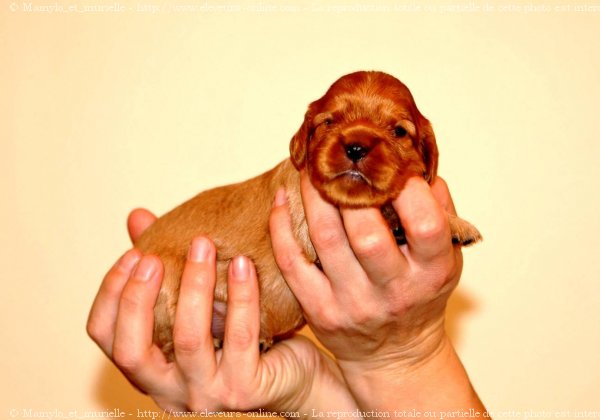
[
  {"xmin": 338, "ymin": 333, "xmax": 485, "ymax": 413},
  {"xmin": 337, "ymin": 316, "xmax": 447, "ymax": 373}
]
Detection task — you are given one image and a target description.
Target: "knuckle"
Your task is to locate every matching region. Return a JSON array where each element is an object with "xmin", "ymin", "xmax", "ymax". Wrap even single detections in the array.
[
  {"xmin": 348, "ymin": 305, "xmax": 373, "ymax": 326},
  {"xmin": 273, "ymin": 249, "xmax": 296, "ymax": 274},
  {"xmin": 382, "ymin": 291, "xmax": 408, "ymax": 316},
  {"xmin": 173, "ymin": 328, "xmax": 204, "ymax": 355},
  {"xmin": 102, "ymin": 275, "xmax": 126, "ymax": 297},
  {"xmin": 269, "ymin": 204, "xmax": 287, "ymax": 228},
  {"xmin": 351, "ymin": 231, "xmax": 389, "ymax": 260},
  {"xmin": 112, "ymin": 345, "xmax": 143, "ymax": 374},
  {"xmin": 225, "ymin": 320, "xmax": 255, "ymax": 349},
  {"xmin": 313, "ymin": 305, "xmax": 341, "ymax": 333},
  {"xmin": 350, "ymin": 299, "xmax": 387, "ymax": 327},
  {"xmin": 113, "ymin": 260, "xmax": 135, "ymax": 278},
  {"xmin": 410, "ymin": 214, "xmax": 447, "ymax": 241},
  {"xmin": 310, "ymin": 223, "xmax": 344, "ymax": 251},
  {"xmin": 119, "ymin": 287, "xmax": 144, "ymax": 313},
  {"xmin": 86, "ymin": 318, "xmax": 105, "ymax": 342},
  {"xmin": 220, "ymin": 384, "xmax": 253, "ymax": 411}
]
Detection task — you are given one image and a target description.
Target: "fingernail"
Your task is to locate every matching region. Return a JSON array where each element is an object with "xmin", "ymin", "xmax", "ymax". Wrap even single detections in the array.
[
  {"xmin": 273, "ymin": 187, "xmax": 287, "ymax": 208},
  {"xmin": 134, "ymin": 256, "xmax": 156, "ymax": 282},
  {"xmin": 231, "ymin": 256, "xmax": 250, "ymax": 280},
  {"xmin": 117, "ymin": 249, "xmax": 141, "ymax": 272},
  {"xmin": 189, "ymin": 236, "xmax": 211, "ymax": 262}
]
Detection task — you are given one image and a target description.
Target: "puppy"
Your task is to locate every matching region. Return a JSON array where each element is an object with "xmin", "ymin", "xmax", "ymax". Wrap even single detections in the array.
[{"xmin": 134, "ymin": 71, "xmax": 482, "ymax": 359}]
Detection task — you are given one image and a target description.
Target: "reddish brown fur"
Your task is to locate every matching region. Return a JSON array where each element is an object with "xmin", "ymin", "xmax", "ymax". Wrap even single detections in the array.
[
  {"xmin": 291, "ymin": 71, "xmax": 438, "ymax": 207},
  {"xmin": 134, "ymin": 71, "xmax": 481, "ymax": 359}
]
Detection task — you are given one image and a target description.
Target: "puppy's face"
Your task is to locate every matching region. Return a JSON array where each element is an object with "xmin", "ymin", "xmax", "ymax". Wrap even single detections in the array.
[{"xmin": 290, "ymin": 71, "xmax": 438, "ymax": 207}]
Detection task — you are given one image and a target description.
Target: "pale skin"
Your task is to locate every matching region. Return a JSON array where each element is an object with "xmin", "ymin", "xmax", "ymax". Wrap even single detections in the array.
[
  {"xmin": 87, "ymin": 212, "xmax": 357, "ymax": 413},
  {"xmin": 270, "ymin": 174, "xmax": 486, "ymax": 414},
  {"xmin": 87, "ymin": 174, "xmax": 486, "ymax": 415}
]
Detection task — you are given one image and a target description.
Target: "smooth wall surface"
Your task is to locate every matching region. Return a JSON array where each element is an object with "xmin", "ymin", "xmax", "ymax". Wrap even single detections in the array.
[{"xmin": 2, "ymin": 0, "xmax": 599, "ymax": 417}]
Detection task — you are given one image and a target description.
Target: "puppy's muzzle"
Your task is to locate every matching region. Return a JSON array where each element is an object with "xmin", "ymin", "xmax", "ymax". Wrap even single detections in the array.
[{"xmin": 340, "ymin": 126, "xmax": 381, "ymax": 163}]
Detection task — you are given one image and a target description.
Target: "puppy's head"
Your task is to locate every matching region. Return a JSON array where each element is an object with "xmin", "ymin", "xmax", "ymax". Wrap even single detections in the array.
[{"xmin": 290, "ymin": 71, "xmax": 438, "ymax": 207}]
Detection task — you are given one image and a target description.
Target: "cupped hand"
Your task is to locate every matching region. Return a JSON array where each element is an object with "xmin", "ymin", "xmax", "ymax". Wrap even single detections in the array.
[
  {"xmin": 270, "ymin": 174, "xmax": 464, "ymax": 369},
  {"xmin": 87, "ymin": 209, "xmax": 356, "ymax": 413}
]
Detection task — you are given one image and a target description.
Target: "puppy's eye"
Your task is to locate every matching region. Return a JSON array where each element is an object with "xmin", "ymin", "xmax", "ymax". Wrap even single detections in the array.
[
  {"xmin": 394, "ymin": 126, "xmax": 407, "ymax": 138},
  {"xmin": 324, "ymin": 118, "xmax": 333, "ymax": 126}
]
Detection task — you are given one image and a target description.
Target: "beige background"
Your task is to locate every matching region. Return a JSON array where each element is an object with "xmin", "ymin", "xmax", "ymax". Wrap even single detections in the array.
[{"xmin": 2, "ymin": 0, "xmax": 599, "ymax": 417}]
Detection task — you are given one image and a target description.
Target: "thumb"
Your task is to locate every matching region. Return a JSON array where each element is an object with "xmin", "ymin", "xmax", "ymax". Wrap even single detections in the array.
[{"xmin": 127, "ymin": 208, "xmax": 157, "ymax": 243}]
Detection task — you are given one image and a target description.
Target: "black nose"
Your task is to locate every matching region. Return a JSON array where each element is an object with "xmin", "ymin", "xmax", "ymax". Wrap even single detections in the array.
[{"xmin": 345, "ymin": 143, "xmax": 369, "ymax": 162}]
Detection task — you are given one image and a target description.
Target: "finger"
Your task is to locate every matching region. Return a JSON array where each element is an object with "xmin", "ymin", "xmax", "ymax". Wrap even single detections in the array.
[
  {"xmin": 269, "ymin": 187, "xmax": 332, "ymax": 308},
  {"xmin": 173, "ymin": 236, "xmax": 218, "ymax": 381},
  {"xmin": 220, "ymin": 256, "xmax": 260, "ymax": 382},
  {"xmin": 430, "ymin": 176, "xmax": 457, "ymax": 216},
  {"xmin": 112, "ymin": 255, "xmax": 169, "ymax": 390},
  {"xmin": 87, "ymin": 249, "xmax": 142, "ymax": 356},
  {"xmin": 340, "ymin": 206, "xmax": 408, "ymax": 285},
  {"xmin": 393, "ymin": 176, "xmax": 453, "ymax": 263},
  {"xmin": 300, "ymin": 173, "xmax": 364, "ymax": 284},
  {"xmin": 430, "ymin": 176, "xmax": 464, "ymax": 274},
  {"xmin": 127, "ymin": 208, "xmax": 157, "ymax": 243}
]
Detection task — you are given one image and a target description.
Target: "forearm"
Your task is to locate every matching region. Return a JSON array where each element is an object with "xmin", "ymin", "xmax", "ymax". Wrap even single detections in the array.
[{"xmin": 338, "ymin": 334, "xmax": 485, "ymax": 417}]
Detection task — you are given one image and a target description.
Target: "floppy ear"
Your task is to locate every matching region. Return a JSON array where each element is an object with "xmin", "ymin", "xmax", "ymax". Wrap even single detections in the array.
[
  {"xmin": 289, "ymin": 108, "xmax": 313, "ymax": 170},
  {"xmin": 417, "ymin": 116, "xmax": 439, "ymax": 183}
]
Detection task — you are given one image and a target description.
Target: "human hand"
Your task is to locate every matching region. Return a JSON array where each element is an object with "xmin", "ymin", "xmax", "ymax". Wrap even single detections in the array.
[
  {"xmin": 270, "ymin": 174, "xmax": 484, "ymax": 411},
  {"xmin": 270, "ymin": 174, "xmax": 461, "ymax": 364},
  {"xmin": 87, "ymin": 209, "xmax": 357, "ymax": 413}
]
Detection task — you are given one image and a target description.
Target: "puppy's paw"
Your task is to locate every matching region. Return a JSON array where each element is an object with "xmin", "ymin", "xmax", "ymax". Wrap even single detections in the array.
[
  {"xmin": 449, "ymin": 214, "xmax": 482, "ymax": 247},
  {"xmin": 213, "ymin": 337, "xmax": 223, "ymax": 349},
  {"xmin": 161, "ymin": 341, "xmax": 175, "ymax": 362},
  {"xmin": 211, "ymin": 337, "xmax": 272, "ymax": 353},
  {"xmin": 259, "ymin": 337, "xmax": 274, "ymax": 353},
  {"xmin": 381, "ymin": 204, "xmax": 482, "ymax": 246}
]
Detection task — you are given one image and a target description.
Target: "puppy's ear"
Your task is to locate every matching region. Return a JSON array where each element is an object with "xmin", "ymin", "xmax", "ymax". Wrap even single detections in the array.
[
  {"xmin": 290, "ymin": 108, "xmax": 313, "ymax": 170},
  {"xmin": 417, "ymin": 116, "xmax": 439, "ymax": 183}
]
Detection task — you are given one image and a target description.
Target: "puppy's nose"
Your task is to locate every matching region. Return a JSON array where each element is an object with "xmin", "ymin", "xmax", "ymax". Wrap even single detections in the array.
[{"xmin": 345, "ymin": 143, "xmax": 370, "ymax": 162}]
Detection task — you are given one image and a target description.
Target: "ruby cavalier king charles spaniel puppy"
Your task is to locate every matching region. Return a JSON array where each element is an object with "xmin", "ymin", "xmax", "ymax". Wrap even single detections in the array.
[{"xmin": 134, "ymin": 71, "xmax": 482, "ymax": 359}]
